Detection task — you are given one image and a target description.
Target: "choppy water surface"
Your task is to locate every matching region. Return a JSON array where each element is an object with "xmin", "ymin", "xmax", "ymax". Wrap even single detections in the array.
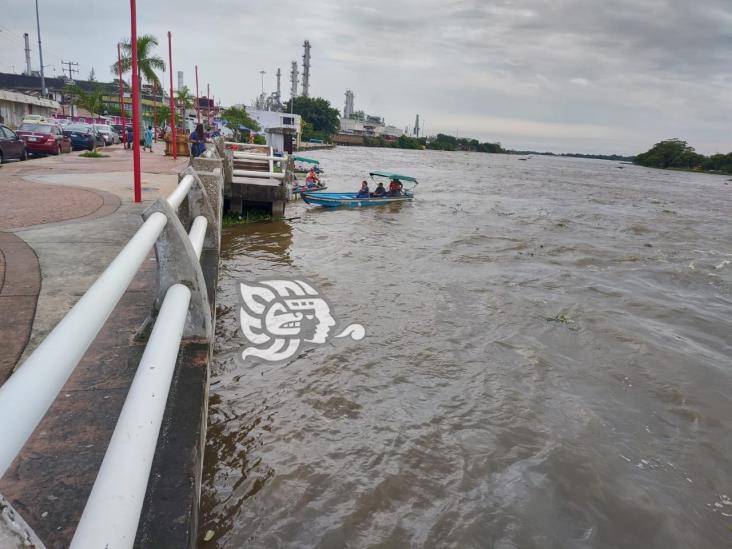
[{"xmin": 199, "ymin": 148, "xmax": 732, "ymax": 548}]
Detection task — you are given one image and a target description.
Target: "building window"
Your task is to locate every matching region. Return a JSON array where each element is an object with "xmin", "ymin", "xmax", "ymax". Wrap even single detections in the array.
[{"xmin": 282, "ymin": 116, "xmax": 294, "ymax": 126}]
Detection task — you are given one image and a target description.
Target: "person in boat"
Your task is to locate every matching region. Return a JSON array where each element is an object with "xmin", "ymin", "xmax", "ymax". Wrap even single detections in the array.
[
  {"xmin": 388, "ymin": 179, "xmax": 403, "ymax": 197},
  {"xmin": 306, "ymin": 167, "xmax": 319, "ymax": 186},
  {"xmin": 372, "ymin": 182, "xmax": 387, "ymax": 197},
  {"xmin": 356, "ymin": 181, "xmax": 370, "ymax": 198}
]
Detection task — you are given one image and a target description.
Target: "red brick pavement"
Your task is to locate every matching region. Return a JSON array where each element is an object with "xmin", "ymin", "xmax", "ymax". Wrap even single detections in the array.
[{"xmin": 0, "ymin": 231, "xmax": 41, "ymax": 382}]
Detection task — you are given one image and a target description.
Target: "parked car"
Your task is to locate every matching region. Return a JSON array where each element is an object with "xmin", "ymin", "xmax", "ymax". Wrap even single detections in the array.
[
  {"xmin": 64, "ymin": 123, "xmax": 99, "ymax": 151},
  {"xmin": 0, "ymin": 124, "xmax": 28, "ymax": 162},
  {"xmin": 94, "ymin": 124, "xmax": 118, "ymax": 146},
  {"xmin": 21, "ymin": 114, "xmax": 46, "ymax": 125},
  {"xmin": 16, "ymin": 122, "xmax": 71, "ymax": 156}
]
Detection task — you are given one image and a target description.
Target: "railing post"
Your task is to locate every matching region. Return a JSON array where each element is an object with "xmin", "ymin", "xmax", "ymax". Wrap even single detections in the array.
[
  {"xmin": 141, "ymin": 199, "xmax": 211, "ymax": 339},
  {"xmin": 181, "ymin": 165, "xmax": 222, "ymax": 251}
]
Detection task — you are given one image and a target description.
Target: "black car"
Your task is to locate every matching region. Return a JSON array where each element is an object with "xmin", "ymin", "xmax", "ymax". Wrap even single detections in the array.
[{"xmin": 0, "ymin": 124, "xmax": 29, "ymax": 162}]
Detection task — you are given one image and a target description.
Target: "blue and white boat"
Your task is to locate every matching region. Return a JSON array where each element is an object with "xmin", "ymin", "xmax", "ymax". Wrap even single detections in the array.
[{"xmin": 302, "ymin": 171, "xmax": 418, "ymax": 208}]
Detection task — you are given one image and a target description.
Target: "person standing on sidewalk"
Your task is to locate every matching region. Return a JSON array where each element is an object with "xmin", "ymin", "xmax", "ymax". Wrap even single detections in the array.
[{"xmin": 143, "ymin": 126, "xmax": 154, "ymax": 152}]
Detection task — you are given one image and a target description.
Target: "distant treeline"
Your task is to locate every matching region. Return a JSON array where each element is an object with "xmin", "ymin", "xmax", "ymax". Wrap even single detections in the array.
[
  {"xmin": 634, "ymin": 138, "xmax": 732, "ymax": 174},
  {"xmin": 361, "ymin": 132, "xmax": 633, "ymax": 160},
  {"xmin": 509, "ymin": 150, "xmax": 635, "ymax": 161},
  {"xmin": 363, "ymin": 133, "xmax": 504, "ymax": 153}
]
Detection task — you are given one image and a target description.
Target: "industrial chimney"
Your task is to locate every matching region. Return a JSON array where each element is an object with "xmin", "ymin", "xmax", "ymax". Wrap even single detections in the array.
[
  {"xmin": 24, "ymin": 33, "xmax": 32, "ymax": 76},
  {"xmin": 301, "ymin": 40, "xmax": 311, "ymax": 98},
  {"xmin": 290, "ymin": 61, "xmax": 299, "ymax": 100}
]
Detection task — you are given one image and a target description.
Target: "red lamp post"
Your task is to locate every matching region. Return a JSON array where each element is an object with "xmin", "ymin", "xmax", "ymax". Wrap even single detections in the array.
[
  {"xmin": 129, "ymin": 0, "xmax": 141, "ymax": 203},
  {"xmin": 195, "ymin": 65, "xmax": 200, "ymax": 124},
  {"xmin": 117, "ymin": 43, "xmax": 126, "ymax": 138},
  {"xmin": 167, "ymin": 31, "xmax": 177, "ymax": 160}
]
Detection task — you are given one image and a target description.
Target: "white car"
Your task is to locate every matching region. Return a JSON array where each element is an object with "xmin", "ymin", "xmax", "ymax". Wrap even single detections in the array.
[{"xmin": 93, "ymin": 124, "xmax": 116, "ymax": 146}]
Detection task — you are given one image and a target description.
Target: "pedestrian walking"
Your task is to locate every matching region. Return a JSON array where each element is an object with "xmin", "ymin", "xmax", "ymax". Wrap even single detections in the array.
[{"xmin": 143, "ymin": 126, "xmax": 154, "ymax": 152}]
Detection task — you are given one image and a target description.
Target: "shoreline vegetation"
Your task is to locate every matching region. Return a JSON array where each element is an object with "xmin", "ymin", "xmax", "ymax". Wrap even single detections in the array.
[
  {"xmin": 633, "ymin": 138, "xmax": 732, "ymax": 175},
  {"xmin": 360, "ymin": 132, "xmax": 635, "ymax": 161}
]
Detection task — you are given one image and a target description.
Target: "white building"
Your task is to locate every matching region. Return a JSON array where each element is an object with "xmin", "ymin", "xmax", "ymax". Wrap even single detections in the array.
[
  {"xmin": 0, "ymin": 90, "xmax": 60, "ymax": 128},
  {"xmin": 340, "ymin": 116, "xmax": 403, "ymax": 138},
  {"xmin": 246, "ymin": 109, "xmax": 302, "ymax": 154}
]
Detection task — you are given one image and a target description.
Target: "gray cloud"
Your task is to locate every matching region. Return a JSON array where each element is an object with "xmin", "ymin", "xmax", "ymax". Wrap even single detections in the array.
[{"xmin": 2, "ymin": 0, "xmax": 730, "ymax": 154}]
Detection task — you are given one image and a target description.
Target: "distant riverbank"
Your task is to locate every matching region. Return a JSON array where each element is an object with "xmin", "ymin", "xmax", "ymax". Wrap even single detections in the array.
[{"xmin": 634, "ymin": 138, "xmax": 732, "ymax": 175}]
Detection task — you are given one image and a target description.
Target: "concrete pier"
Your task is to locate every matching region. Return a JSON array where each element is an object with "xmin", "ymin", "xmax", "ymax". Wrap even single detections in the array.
[{"xmin": 223, "ymin": 143, "xmax": 292, "ymax": 217}]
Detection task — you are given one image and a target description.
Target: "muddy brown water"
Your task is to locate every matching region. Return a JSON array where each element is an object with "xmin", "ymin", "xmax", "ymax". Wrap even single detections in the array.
[{"xmin": 199, "ymin": 148, "xmax": 732, "ymax": 548}]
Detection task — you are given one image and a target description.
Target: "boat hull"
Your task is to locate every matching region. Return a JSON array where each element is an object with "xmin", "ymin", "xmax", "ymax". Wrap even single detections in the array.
[{"xmin": 301, "ymin": 192, "xmax": 414, "ymax": 208}]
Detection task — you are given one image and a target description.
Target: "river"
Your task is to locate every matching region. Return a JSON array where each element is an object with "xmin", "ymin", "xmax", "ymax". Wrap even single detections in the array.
[{"xmin": 199, "ymin": 147, "xmax": 732, "ymax": 548}]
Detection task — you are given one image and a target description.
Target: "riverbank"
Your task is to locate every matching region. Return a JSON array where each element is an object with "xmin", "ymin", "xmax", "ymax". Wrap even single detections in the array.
[{"xmin": 0, "ymin": 143, "xmax": 218, "ymax": 547}]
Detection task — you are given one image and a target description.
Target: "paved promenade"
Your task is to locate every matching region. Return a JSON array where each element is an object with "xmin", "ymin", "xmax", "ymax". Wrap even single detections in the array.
[{"xmin": 0, "ymin": 143, "xmax": 189, "ymax": 546}]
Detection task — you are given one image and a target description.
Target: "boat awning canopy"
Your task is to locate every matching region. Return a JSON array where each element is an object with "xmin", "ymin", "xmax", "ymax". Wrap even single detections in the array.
[
  {"xmin": 293, "ymin": 156, "xmax": 319, "ymax": 164},
  {"xmin": 369, "ymin": 171, "xmax": 418, "ymax": 183}
]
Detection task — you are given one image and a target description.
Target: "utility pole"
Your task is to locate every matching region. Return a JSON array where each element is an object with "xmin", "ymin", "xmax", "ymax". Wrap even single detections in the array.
[
  {"xmin": 34, "ymin": 0, "xmax": 46, "ymax": 96},
  {"xmin": 23, "ymin": 33, "xmax": 32, "ymax": 76},
  {"xmin": 61, "ymin": 60, "xmax": 79, "ymax": 81}
]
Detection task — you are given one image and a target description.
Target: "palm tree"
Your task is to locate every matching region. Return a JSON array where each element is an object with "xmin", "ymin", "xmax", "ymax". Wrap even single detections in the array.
[
  {"xmin": 176, "ymin": 85, "xmax": 194, "ymax": 128},
  {"xmin": 64, "ymin": 84, "xmax": 105, "ymax": 117},
  {"xmin": 111, "ymin": 34, "xmax": 166, "ymax": 92}
]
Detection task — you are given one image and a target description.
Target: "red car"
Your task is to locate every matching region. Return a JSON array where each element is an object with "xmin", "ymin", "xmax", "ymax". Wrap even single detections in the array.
[{"xmin": 16, "ymin": 122, "xmax": 71, "ymax": 156}]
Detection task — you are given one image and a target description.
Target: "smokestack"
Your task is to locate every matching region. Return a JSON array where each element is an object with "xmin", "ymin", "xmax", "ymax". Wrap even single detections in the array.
[
  {"xmin": 177, "ymin": 71, "xmax": 184, "ymax": 91},
  {"xmin": 290, "ymin": 61, "xmax": 298, "ymax": 100},
  {"xmin": 24, "ymin": 33, "xmax": 32, "ymax": 76},
  {"xmin": 344, "ymin": 89, "xmax": 354, "ymax": 119},
  {"xmin": 301, "ymin": 40, "xmax": 311, "ymax": 98},
  {"xmin": 276, "ymin": 68, "xmax": 281, "ymax": 102}
]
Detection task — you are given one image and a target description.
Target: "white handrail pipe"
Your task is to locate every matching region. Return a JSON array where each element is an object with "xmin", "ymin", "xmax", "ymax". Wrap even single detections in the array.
[
  {"xmin": 0, "ymin": 212, "xmax": 168, "ymax": 476},
  {"xmin": 167, "ymin": 174, "xmax": 195, "ymax": 210},
  {"xmin": 188, "ymin": 216, "xmax": 207, "ymax": 259},
  {"xmin": 233, "ymin": 152, "xmax": 286, "ymax": 162},
  {"xmin": 232, "ymin": 169, "xmax": 285, "ymax": 179},
  {"xmin": 70, "ymin": 284, "xmax": 191, "ymax": 549}
]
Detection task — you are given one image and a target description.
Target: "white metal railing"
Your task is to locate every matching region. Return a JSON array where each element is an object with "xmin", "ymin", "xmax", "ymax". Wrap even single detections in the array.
[
  {"xmin": 0, "ymin": 172, "xmax": 213, "ymax": 548},
  {"xmin": 233, "ymin": 151, "xmax": 286, "ymax": 162},
  {"xmin": 232, "ymin": 169, "xmax": 285, "ymax": 179}
]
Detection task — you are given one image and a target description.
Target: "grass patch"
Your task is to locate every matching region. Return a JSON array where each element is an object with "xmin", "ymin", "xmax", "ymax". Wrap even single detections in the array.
[
  {"xmin": 79, "ymin": 150, "xmax": 110, "ymax": 158},
  {"xmin": 223, "ymin": 211, "xmax": 284, "ymax": 225}
]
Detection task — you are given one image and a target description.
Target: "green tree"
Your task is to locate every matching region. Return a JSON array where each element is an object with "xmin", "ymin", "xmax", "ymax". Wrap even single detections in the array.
[
  {"xmin": 156, "ymin": 105, "xmax": 180, "ymax": 127},
  {"xmin": 285, "ymin": 96, "xmax": 340, "ymax": 134},
  {"xmin": 111, "ymin": 34, "xmax": 166, "ymax": 91},
  {"xmin": 220, "ymin": 106, "xmax": 261, "ymax": 142},
  {"xmin": 64, "ymin": 84, "xmax": 105, "ymax": 117},
  {"xmin": 634, "ymin": 138, "xmax": 704, "ymax": 170},
  {"xmin": 175, "ymin": 85, "xmax": 195, "ymax": 128}
]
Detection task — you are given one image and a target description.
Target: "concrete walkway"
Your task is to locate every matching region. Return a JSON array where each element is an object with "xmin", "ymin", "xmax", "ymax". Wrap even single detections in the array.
[{"xmin": 0, "ymin": 143, "xmax": 189, "ymax": 546}]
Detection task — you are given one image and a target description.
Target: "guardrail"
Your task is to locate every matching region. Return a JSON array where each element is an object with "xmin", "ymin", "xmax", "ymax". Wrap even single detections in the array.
[{"xmin": 0, "ymin": 169, "xmax": 219, "ymax": 548}]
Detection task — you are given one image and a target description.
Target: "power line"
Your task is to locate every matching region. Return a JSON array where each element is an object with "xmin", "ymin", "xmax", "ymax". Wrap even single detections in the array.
[{"xmin": 61, "ymin": 60, "xmax": 79, "ymax": 80}]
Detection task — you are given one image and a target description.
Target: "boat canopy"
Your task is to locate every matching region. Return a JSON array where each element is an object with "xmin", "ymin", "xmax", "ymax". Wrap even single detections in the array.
[
  {"xmin": 369, "ymin": 171, "xmax": 419, "ymax": 183},
  {"xmin": 293, "ymin": 156, "xmax": 319, "ymax": 164}
]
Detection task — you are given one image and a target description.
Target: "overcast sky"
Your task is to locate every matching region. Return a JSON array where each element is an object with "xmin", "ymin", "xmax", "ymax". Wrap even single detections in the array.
[{"xmin": 1, "ymin": 0, "xmax": 731, "ymax": 154}]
